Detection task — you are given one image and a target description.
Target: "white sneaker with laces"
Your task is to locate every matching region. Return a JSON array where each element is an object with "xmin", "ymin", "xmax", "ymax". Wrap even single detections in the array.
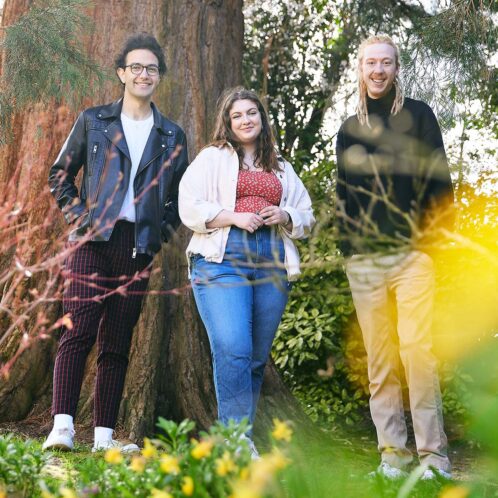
[
  {"xmin": 91, "ymin": 439, "xmax": 140, "ymax": 454},
  {"xmin": 42, "ymin": 427, "xmax": 75, "ymax": 451},
  {"xmin": 369, "ymin": 462, "xmax": 408, "ymax": 480},
  {"xmin": 421, "ymin": 468, "xmax": 452, "ymax": 480}
]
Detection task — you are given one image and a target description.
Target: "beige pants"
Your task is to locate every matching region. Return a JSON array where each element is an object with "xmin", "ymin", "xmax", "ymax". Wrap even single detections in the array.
[{"xmin": 346, "ymin": 251, "xmax": 450, "ymax": 471}]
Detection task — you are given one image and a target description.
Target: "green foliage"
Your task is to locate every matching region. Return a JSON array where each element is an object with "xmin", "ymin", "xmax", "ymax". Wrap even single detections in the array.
[
  {"xmin": 0, "ymin": 434, "xmax": 47, "ymax": 496},
  {"xmin": 272, "ymin": 156, "xmax": 370, "ymax": 427},
  {"xmin": 403, "ymin": 0, "xmax": 497, "ymax": 107},
  {"xmin": 32, "ymin": 418, "xmax": 291, "ymax": 498},
  {"xmin": 0, "ymin": 0, "xmax": 106, "ymax": 144}
]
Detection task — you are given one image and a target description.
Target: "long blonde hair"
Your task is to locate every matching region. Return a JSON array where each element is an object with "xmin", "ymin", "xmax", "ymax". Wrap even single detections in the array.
[{"xmin": 356, "ymin": 34, "xmax": 404, "ymax": 127}]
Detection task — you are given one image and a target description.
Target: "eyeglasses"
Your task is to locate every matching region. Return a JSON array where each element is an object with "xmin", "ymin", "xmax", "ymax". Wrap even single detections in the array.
[{"xmin": 125, "ymin": 63, "xmax": 160, "ymax": 76}]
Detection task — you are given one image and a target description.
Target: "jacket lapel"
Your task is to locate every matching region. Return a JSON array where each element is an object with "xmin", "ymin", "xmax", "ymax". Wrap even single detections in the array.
[
  {"xmin": 104, "ymin": 119, "xmax": 131, "ymax": 160},
  {"xmin": 136, "ymin": 126, "xmax": 169, "ymax": 176}
]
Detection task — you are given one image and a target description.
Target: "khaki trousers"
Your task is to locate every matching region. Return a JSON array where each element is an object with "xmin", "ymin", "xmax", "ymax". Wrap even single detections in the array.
[{"xmin": 345, "ymin": 250, "xmax": 450, "ymax": 471}]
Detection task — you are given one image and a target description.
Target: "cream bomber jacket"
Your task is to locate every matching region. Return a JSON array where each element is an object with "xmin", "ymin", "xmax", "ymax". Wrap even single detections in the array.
[{"xmin": 178, "ymin": 145, "xmax": 315, "ymax": 281}]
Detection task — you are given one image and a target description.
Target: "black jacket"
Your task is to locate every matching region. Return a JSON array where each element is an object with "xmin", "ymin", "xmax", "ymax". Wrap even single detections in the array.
[
  {"xmin": 335, "ymin": 89, "xmax": 454, "ymax": 256},
  {"xmin": 48, "ymin": 99, "xmax": 189, "ymax": 257}
]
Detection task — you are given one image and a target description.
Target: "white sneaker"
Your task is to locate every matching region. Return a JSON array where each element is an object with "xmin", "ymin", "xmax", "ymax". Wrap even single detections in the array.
[
  {"xmin": 369, "ymin": 462, "xmax": 408, "ymax": 480},
  {"xmin": 92, "ymin": 439, "xmax": 140, "ymax": 454},
  {"xmin": 42, "ymin": 427, "xmax": 75, "ymax": 451},
  {"xmin": 421, "ymin": 468, "xmax": 452, "ymax": 480},
  {"xmin": 239, "ymin": 435, "xmax": 260, "ymax": 460}
]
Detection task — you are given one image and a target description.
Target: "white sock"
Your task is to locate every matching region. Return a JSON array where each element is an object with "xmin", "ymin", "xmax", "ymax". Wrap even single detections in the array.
[
  {"xmin": 94, "ymin": 426, "xmax": 113, "ymax": 443},
  {"xmin": 53, "ymin": 414, "xmax": 74, "ymax": 431}
]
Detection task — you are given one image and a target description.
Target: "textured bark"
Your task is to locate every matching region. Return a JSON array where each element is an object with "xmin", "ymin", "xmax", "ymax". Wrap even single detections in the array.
[{"xmin": 0, "ymin": 0, "xmax": 309, "ymax": 440}]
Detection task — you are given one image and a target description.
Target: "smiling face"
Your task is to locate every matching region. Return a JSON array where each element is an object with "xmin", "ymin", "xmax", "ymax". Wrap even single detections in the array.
[
  {"xmin": 361, "ymin": 43, "xmax": 398, "ymax": 99},
  {"xmin": 117, "ymin": 49, "xmax": 160, "ymax": 102},
  {"xmin": 229, "ymin": 99, "xmax": 263, "ymax": 147}
]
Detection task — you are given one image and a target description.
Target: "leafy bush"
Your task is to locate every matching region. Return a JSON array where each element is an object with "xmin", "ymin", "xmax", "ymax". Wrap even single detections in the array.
[
  {"xmin": 0, "ymin": 434, "xmax": 46, "ymax": 497},
  {"xmin": 36, "ymin": 418, "xmax": 292, "ymax": 498}
]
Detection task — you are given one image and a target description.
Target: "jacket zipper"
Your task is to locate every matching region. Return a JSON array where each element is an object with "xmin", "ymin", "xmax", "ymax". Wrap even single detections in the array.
[
  {"xmin": 132, "ymin": 179, "xmax": 137, "ymax": 258},
  {"xmin": 89, "ymin": 144, "xmax": 98, "ymax": 176},
  {"xmin": 88, "ymin": 142, "xmax": 109, "ymax": 227}
]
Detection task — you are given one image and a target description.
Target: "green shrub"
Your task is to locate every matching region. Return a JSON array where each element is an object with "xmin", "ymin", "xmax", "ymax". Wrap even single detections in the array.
[
  {"xmin": 0, "ymin": 433, "xmax": 46, "ymax": 497},
  {"xmin": 38, "ymin": 418, "xmax": 292, "ymax": 498}
]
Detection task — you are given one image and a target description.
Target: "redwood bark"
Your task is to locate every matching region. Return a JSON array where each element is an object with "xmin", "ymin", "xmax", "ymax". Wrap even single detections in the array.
[{"xmin": 0, "ymin": 0, "xmax": 308, "ymax": 441}]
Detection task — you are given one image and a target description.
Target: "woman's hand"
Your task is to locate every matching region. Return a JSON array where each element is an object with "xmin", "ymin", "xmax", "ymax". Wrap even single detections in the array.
[
  {"xmin": 232, "ymin": 212, "xmax": 265, "ymax": 233},
  {"xmin": 259, "ymin": 206, "xmax": 292, "ymax": 227}
]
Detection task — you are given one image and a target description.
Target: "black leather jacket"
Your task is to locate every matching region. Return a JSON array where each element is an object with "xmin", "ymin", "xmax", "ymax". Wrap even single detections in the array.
[{"xmin": 48, "ymin": 99, "xmax": 189, "ymax": 257}]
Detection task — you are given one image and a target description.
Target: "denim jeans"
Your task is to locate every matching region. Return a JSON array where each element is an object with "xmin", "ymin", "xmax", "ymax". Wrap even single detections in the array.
[{"xmin": 191, "ymin": 226, "xmax": 290, "ymax": 429}]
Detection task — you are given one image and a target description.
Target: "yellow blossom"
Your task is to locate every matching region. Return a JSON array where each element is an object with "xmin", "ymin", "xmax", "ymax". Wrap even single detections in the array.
[
  {"xmin": 248, "ymin": 458, "xmax": 274, "ymax": 491},
  {"xmin": 191, "ymin": 438, "xmax": 214, "ymax": 459},
  {"xmin": 0, "ymin": 489, "xmax": 6, "ymax": 498},
  {"xmin": 40, "ymin": 491, "xmax": 55, "ymax": 498},
  {"xmin": 142, "ymin": 437, "xmax": 158, "ymax": 459},
  {"xmin": 271, "ymin": 418, "xmax": 292, "ymax": 442},
  {"xmin": 216, "ymin": 451, "xmax": 237, "ymax": 476},
  {"xmin": 129, "ymin": 455, "xmax": 146, "ymax": 473},
  {"xmin": 60, "ymin": 488, "xmax": 77, "ymax": 498},
  {"xmin": 160, "ymin": 453, "xmax": 180, "ymax": 474},
  {"xmin": 266, "ymin": 447, "xmax": 290, "ymax": 470},
  {"xmin": 181, "ymin": 476, "xmax": 194, "ymax": 496},
  {"xmin": 150, "ymin": 489, "xmax": 173, "ymax": 498},
  {"xmin": 439, "ymin": 486, "xmax": 470, "ymax": 498},
  {"xmin": 230, "ymin": 482, "xmax": 261, "ymax": 498},
  {"xmin": 104, "ymin": 447, "xmax": 123, "ymax": 465},
  {"xmin": 239, "ymin": 467, "xmax": 250, "ymax": 480}
]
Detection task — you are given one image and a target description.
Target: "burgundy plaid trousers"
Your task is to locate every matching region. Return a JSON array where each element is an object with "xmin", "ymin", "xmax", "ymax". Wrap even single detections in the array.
[{"xmin": 52, "ymin": 221, "xmax": 152, "ymax": 428}]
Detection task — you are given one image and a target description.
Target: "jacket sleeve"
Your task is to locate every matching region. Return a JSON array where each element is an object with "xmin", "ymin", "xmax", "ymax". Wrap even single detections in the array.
[
  {"xmin": 161, "ymin": 129, "xmax": 189, "ymax": 241},
  {"xmin": 281, "ymin": 162, "xmax": 315, "ymax": 240},
  {"xmin": 418, "ymin": 105, "xmax": 455, "ymax": 236},
  {"xmin": 48, "ymin": 112, "xmax": 87, "ymax": 224},
  {"xmin": 178, "ymin": 148, "xmax": 224, "ymax": 234}
]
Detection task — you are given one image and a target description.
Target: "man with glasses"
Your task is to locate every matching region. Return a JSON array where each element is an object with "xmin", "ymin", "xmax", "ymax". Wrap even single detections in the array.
[{"xmin": 45, "ymin": 33, "xmax": 188, "ymax": 452}]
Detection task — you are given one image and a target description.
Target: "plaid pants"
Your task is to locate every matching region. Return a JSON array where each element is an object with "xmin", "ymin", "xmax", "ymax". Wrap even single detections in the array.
[{"xmin": 52, "ymin": 221, "xmax": 152, "ymax": 428}]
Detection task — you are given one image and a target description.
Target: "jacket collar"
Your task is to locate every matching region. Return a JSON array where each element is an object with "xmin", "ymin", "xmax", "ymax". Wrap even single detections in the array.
[{"xmin": 98, "ymin": 98, "xmax": 169, "ymax": 134}]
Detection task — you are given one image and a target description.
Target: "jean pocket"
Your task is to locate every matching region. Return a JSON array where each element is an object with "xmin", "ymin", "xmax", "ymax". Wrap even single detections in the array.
[{"xmin": 190, "ymin": 253, "xmax": 203, "ymax": 266}]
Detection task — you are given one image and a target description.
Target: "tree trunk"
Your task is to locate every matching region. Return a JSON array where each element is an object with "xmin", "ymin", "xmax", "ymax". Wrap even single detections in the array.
[{"xmin": 0, "ymin": 0, "xmax": 309, "ymax": 441}]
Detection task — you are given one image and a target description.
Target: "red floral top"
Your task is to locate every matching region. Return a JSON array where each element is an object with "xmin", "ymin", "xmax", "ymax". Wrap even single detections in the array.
[{"xmin": 234, "ymin": 170, "xmax": 283, "ymax": 213}]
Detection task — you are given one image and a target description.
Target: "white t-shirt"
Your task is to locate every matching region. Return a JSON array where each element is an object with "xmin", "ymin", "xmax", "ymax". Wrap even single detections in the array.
[{"xmin": 117, "ymin": 112, "xmax": 154, "ymax": 222}]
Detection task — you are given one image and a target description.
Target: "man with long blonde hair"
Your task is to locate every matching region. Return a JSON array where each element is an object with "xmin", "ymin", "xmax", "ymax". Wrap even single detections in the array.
[{"xmin": 336, "ymin": 35, "xmax": 454, "ymax": 479}]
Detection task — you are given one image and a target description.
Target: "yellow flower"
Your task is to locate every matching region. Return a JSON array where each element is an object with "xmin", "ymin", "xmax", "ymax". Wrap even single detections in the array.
[
  {"xmin": 60, "ymin": 488, "xmax": 77, "ymax": 498},
  {"xmin": 150, "ymin": 489, "xmax": 173, "ymax": 498},
  {"xmin": 40, "ymin": 491, "xmax": 55, "ymax": 498},
  {"xmin": 239, "ymin": 467, "xmax": 250, "ymax": 480},
  {"xmin": 267, "ymin": 447, "xmax": 290, "ymax": 470},
  {"xmin": 248, "ymin": 458, "xmax": 274, "ymax": 490},
  {"xmin": 271, "ymin": 418, "xmax": 292, "ymax": 442},
  {"xmin": 104, "ymin": 447, "xmax": 123, "ymax": 465},
  {"xmin": 159, "ymin": 453, "xmax": 180, "ymax": 474},
  {"xmin": 191, "ymin": 438, "xmax": 214, "ymax": 459},
  {"xmin": 216, "ymin": 451, "xmax": 237, "ymax": 476},
  {"xmin": 142, "ymin": 437, "xmax": 158, "ymax": 459},
  {"xmin": 129, "ymin": 455, "xmax": 146, "ymax": 473},
  {"xmin": 0, "ymin": 489, "xmax": 7, "ymax": 498},
  {"xmin": 439, "ymin": 486, "xmax": 470, "ymax": 498},
  {"xmin": 230, "ymin": 482, "xmax": 261, "ymax": 498},
  {"xmin": 181, "ymin": 476, "xmax": 194, "ymax": 496}
]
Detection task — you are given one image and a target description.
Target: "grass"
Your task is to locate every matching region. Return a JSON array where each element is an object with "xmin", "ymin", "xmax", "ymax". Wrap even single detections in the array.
[{"xmin": 2, "ymin": 419, "xmax": 498, "ymax": 498}]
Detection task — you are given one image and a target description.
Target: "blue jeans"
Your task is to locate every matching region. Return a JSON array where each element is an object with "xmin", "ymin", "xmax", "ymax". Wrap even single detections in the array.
[{"xmin": 191, "ymin": 226, "xmax": 290, "ymax": 429}]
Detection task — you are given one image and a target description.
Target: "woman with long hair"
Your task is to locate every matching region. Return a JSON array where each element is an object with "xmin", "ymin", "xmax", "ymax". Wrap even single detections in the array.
[{"xmin": 179, "ymin": 87, "xmax": 314, "ymax": 456}]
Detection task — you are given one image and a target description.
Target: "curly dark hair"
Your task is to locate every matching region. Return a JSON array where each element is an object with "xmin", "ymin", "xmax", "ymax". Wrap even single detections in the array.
[
  {"xmin": 115, "ymin": 33, "xmax": 166, "ymax": 76},
  {"xmin": 209, "ymin": 87, "xmax": 281, "ymax": 172}
]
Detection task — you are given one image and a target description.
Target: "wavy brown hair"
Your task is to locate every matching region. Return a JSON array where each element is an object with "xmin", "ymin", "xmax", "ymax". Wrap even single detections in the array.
[
  {"xmin": 209, "ymin": 87, "xmax": 281, "ymax": 172},
  {"xmin": 356, "ymin": 34, "xmax": 404, "ymax": 127}
]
